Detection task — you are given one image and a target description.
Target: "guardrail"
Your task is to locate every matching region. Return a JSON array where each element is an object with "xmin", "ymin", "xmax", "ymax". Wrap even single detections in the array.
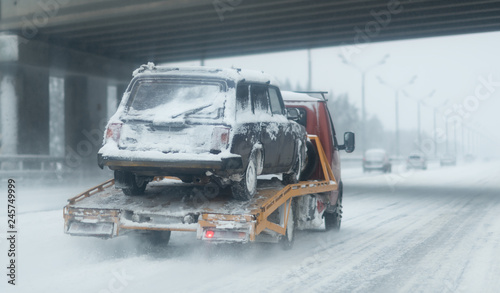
[
  {"xmin": 0, "ymin": 155, "xmax": 65, "ymax": 170},
  {"xmin": 0, "ymin": 155, "xmax": 69, "ymax": 179}
]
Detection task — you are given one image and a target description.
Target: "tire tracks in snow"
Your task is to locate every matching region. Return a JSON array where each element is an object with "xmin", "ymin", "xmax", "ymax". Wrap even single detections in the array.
[{"xmin": 263, "ymin": 185, "xmax": 500, "ymax": 292}]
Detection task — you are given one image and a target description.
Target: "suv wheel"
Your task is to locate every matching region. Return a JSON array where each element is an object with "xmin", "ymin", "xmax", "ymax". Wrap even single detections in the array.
[
  {"xmin": 283, "ymin": 145, "xmax": 304, "ymax": 185},
  {"xmin": 231, "ymin": 152, "xmax": 258, "ymax": 200},
  {"xmin": 114, "ymin": 170, "xmax": 148, "ymax": 196},
  {"xmin": 300, "ymin": 141, "xmax": 318, "ymax": 181}
]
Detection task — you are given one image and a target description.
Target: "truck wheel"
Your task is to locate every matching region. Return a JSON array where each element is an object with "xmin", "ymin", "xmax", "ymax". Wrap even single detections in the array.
[
  {"xmin": 283, "ymin": 145, "xmax": 303, "ymax": 185},
  {"xmin": 300, "ymin": 140, "xmax": 318, "ymax": 181},
  {"xmin": 115, "ymin": 170, "xmax": 148, "ymax": 196},
  {"xmin": 280, "ymin": 199, "xmax": 296, "ymax": 250},
  {"xmin": 231, "ymin": 152, "xmax": 257, "ymax": 201},
  {"xmin": 145, "ymin": 230, "xmax": 171, "ymax": 246},
  {"xmin": 325, "ymin": 187, "xmax": 342, "ymax": 231},
  {"xmin": 130, "ymin": 230, "xmax": 171, "ymax": 248}
]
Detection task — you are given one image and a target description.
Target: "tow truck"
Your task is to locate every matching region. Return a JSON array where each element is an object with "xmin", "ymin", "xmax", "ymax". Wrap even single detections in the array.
[{"xmin": 63, "ymin": 91, "xmax": 355, "ymax": 248}]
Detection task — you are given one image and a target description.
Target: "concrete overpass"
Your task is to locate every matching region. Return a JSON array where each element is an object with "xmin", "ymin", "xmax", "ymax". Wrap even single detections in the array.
[{"xmin": 1, "ymin": 0, "xmax": 500, "ymax": 172}]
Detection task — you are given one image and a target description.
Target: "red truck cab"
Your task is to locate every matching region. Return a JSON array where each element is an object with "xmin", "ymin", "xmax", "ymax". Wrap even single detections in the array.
[{"xmin": 282, "ymin": 91, "xmax": 355, "ymax": 230}]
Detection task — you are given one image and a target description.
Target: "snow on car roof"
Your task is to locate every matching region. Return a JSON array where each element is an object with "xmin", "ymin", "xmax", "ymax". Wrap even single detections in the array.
[
  {"xmin": 133, "ymin": 62, "xmax": 277, "ymax": 85},
  {"xmin": 365, "ymin": 148, "xmax": 387, "ymax": 154},
  {"xmin": 281, "ymin": 91, "xmax": 323, "ymax": 102}
]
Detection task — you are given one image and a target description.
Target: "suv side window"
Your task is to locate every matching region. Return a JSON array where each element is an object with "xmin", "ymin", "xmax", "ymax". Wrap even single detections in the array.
[
  {"xmin": 268, "ymin": 87, "xmax": 284, "ymax": 115},
  {"xmin": 236, "ymin": 84, "xmax": 251, "ymax": 113},
  {"xmin": 251, "ymin": 84, "xmax": 269, "ymax": 114}
]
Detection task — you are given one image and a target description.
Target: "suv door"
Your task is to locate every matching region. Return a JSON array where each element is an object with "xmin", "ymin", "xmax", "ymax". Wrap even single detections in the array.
[
  {"xmin": 233, "ymin": 83, "xmax": 258, "ymax": 168},
  {"xmin": 268, "ymin": 86, "xmax": 295, "ymax": 168},
  {"xmin": 251, "ymin": 84, "xmax": 282, "ymax": 172}
]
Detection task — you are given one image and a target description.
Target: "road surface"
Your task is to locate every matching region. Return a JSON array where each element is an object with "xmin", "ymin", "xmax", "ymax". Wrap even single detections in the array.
[{"xmin": 1, "ymin": 160, "xmax": 499, "ymax": 292}]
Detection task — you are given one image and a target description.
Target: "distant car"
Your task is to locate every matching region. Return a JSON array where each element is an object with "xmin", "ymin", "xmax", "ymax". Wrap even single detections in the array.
[
  {"xmin": 407, "ymin": 153, "xmax": 427, "ymax": 170},
  {"xmin": 363, "ymin": 149, "xmax": 392, "ymax": 173},
  {"xmin": 464, "ymin": 154, "xmax": 476, "ymax": 163},
  {"xmin": 440, "ymin": 154, "xmax": 456, "ymax": 166},
  {"xmin": 98, "ymin": 64, "xmax": 307, "ymax": 200}
]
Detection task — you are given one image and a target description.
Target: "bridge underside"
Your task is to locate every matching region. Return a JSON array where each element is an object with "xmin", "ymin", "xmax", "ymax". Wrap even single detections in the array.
[
  {"xmin": 2, "ymin": 0, "xmax": 500, "ymax": 63},
  {"xmin": 1, "ymin": 0, "xmax": 500, "ymax": 170}
]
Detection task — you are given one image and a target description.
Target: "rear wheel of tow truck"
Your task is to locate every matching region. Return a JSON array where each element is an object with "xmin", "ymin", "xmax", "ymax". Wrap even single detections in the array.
[
  {"xmin": 114, "ymin": 170, "xmax": 148, "ymax": 196},
  {"xmin": 280, "ymin": 199, "xmax": 297, "ymax": 250},
  {"xmin": 130, "ymin": 230, "xmax": 171, "ymax": 249},
  {"xmin": 231, "ymin": 152, "xmax": 258, "ymax": 201},
  {"xmin": 325, "ymin": 186, "xmax": 343, "ymax": 231},
  {"xmin": 145, "ymin": 230, "xmax": 171, "ymax": 246}
]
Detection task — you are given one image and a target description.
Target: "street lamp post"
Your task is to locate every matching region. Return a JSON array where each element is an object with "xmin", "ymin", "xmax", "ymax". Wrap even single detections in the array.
[
  {"xmin": 339, "ymin": 54, "xmax": 389, "ymax": 155},
  {"xmin": 395, "ymin": 89, "xmax": 400, "ymax": 157},
  {"xmin": 433, "ymin": 107, "xmax": 437, "ymax": 156},
  {"xmin": 421, "ymin": 97, "xmax": 448, "ymax": 157},
  {"xmin": 377, "ymin": 75, "xmax": 417, "ymax": 157},
  {"xmin": 404, "ymin": 89, "xmax": 435, "ymax": 146}
]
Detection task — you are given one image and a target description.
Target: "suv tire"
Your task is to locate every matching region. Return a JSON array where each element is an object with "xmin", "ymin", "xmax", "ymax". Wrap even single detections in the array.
[
  {"xmin": 115, "ymin": 170, "xmax": 148, "ymax": 196},
  {"xmin": 231, "ymin": 152, "xmax": 258, "ymax": 201},
  {"xmin": 283, "ymin": 145, "xmax": 303, "ymax": 185}
]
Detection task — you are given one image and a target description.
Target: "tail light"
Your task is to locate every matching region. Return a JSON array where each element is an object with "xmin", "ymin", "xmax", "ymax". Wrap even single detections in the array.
[
  {"xmin": 210, "ymin": 127, "xmax": 230, "ymax": 153},
  {"xmin": 205, "ymin": 230, "xmax": 215, "ymax": 238},
  {"xmin": 105, "ymin": 123, "xmax": 122, "ymax": 143}
]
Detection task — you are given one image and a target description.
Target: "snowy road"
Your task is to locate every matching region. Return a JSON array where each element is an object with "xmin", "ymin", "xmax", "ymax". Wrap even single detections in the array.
[{"xmin": 1, "ymin": 161, "xmax": 500, "ymax": 292}]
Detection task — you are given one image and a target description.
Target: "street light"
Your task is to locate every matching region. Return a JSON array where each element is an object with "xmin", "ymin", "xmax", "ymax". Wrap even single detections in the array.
[
  {"xmin": 377, "ymin": 75, "xmax": 417, "ymax": 157},
  {"xmin": 421, "ymin": 98, "xmax": 449, "ymax": 157},
  {"xmin": 402, "ymin": 89, "xmax": 436, "ymax": 146},
  {"xmin": 339, "ymin": 53, "xmax": 389, "ymax": 154}
]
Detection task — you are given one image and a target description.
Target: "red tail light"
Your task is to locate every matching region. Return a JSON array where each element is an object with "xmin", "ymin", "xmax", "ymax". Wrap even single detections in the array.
[
  {"xmin": 205, "ymin": 230, "xmax": 215, "ymax": 238},
  {"xmin": 210, "ymin": 127, "xmax": 230, "ymax": 152},
  {"xmin": 105, "ymin": 123, "xmax": 122, "ymax": 143}
]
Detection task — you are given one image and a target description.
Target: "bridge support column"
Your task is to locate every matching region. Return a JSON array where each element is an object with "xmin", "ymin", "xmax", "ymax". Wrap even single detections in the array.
[
  {"xmin": 0, "ymin": 34, "xmax": 137, "ymax": 172},
  {"xmin": 0, "ymin": 72, "xmax": 18, "ymax": 155}
]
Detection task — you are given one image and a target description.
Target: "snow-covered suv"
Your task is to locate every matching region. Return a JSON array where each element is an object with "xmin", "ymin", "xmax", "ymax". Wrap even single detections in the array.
[{"xmin": 98, "ymin": 64, "xmax": 306, "ymax": 200}]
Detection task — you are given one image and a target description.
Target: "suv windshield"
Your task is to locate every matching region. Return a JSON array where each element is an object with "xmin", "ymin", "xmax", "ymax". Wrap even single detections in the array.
[{"xmin": 126, "ymin": 79, "xmax": 226, "ymax": 121}]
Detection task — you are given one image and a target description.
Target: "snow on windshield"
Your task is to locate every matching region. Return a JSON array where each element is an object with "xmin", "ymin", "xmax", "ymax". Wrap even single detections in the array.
[{"xmin": 126, "ymin": 80, "xmax": 226, "ymax": 121}]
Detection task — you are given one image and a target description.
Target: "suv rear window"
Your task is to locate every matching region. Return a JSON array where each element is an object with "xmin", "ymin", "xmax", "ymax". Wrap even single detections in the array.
[
  {"xmin": 236, "ymin": 84, "xmax": 251, "ymax": 112},
  {"xmin": 252, "ymin": 85, "xmax": 269, "ymax": 114},
  {"xmin": 127, "ymin": 79, "xmax": 226, "ymax": 121}
]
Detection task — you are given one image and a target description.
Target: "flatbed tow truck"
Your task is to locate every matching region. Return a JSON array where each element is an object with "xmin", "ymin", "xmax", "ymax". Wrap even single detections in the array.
[{"xmin": 63, "ymin": 135, "xmax": 338, "ymax": 246}]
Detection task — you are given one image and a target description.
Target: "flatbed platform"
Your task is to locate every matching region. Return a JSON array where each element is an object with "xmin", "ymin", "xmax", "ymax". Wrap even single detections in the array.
[{"xmin": 64, "ymin": 135, "xmax": 338, "ymax": 243}]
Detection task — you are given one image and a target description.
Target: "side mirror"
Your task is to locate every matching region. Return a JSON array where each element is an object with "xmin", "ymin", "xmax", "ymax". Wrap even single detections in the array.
[
  {"xmin": 340, "ymin": 132, "xmax": 355, "ymax": 153},
  {"xmin": 286, "ymin": 108, "xmax": 300, "ymax": 120}
]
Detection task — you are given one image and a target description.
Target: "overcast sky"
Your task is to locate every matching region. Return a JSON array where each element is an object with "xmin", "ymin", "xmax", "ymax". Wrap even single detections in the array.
[{"xmin": 166, "ymin": 31, "xmax": 500, "ymax": 152}]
